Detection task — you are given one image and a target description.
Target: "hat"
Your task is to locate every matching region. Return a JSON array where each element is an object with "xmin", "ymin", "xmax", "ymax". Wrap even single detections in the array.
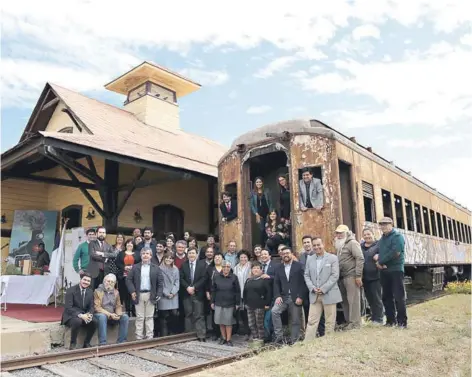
[
  {"xmin": 335, "ymin": 224, "xmax": 349, "ymax": 233},
  {"xmin": 378, "ymin": 217, "xmax": 393, "ymax": 224}
]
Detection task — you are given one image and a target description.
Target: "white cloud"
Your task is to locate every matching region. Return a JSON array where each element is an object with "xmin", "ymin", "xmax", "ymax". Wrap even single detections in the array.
[
  {"xmin": 387, "ymin": 135, "xmax": 462, "ymax": 148},
  {"xmin": 254, "ymin": 56, "xmax": 298, "ymax": 78},
  {"xmin": 246, "ymin": 105, "xmax": 272, "ymax": 114},
  {"xmin": 178, "ymin": 68, "xmax": 229, "ymax": 86},
  {"xmin": 2, "ymin": 0, "xmax": 472, "ymax": 108},
  {"xmin": 420, "ymin": 157, "xmax": 472, "ymax": 208},
  {"xmin": 460, "ymin": 33, "xmax": 472, "ymax": 46},
  {"xmin": 287, "ymin": 106, "xmax": 307, "ymax": 112},
  {"xmin": 303, "ymin": 42, "xmax": 472, "ymax": 128},
  {"xmin": 352, "ymin": 24, "xmax": 380, "ymax": 40}
]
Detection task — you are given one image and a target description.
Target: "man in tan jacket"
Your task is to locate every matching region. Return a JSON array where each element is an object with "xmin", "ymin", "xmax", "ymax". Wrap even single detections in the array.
[
  {"xmin": 94, "ymin": 273, "xmax": 129, "ymax": 345},
  {"xmin": 334, "ymin": 225, "xmax": 364, "ymax": 329}
]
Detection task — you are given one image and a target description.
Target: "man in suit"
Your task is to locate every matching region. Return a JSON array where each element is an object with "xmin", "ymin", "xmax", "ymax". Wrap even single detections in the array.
[
  {"xmin": 180, "ymin": 248, "xmax": 207, "ymax": 341},
  {"xmin": 260, "ymin": 249, "xmax": 278, "ymax": 342},
  {"xmin": 135, "ymin": 227, "xmax": 159, "ymax": 263},
  {"xmin": 126, "ymin": 247, "xmax": 164, "ymax": 340},
  {"xmin": 304, "ymin": 236, "xmax": 342, "ymax": 340},
  {"xmin": 298, "ymin": 167, "xmax": 323, "ymax": 211},
  {"xmin": 88, "ymin": 226, "xmax": 114, "ymax": 290},
  {"xmin": 271, "ymin": 246, "xmax": 307, "ymax": 344},
  {"xmin": 62, "ymin": 272, "xmax": 98, "ymax": 349},
  {"xmin": 219, "ymin": 191, "xmax": 237, "ymax": 223}
]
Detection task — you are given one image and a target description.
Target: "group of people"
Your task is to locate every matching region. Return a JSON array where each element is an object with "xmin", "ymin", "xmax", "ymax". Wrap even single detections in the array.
[{"xmin": 64, "ymin": 215, "xmax": 408, "ymax": 349}]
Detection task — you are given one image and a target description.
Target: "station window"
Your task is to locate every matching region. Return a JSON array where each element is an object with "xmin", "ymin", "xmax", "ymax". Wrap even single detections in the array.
[
  {"xmin": 297, "ymin": 166, "xmax": 324, "ymax": 208},
  {"xmin": 422, "ymin": 207, "xmax": 431, "ymax": 235},
  {"xmin": 414, "ymin": 203, "xmax": 423, "ymax": 233},
  {"xmin": 381, "ymin": 189, "xmax": 393, "ymax": 219},
  {"xmin": 362, "ymin": 181, "xmax": 375, "ymax": 223},
  {"xmin": 429, "ymin": 209, "xmax": 437, "ymax": 237},
  {"xmin": 394, "ymin": 195, "xmax": 404, "ymax": 229},
  {"xmin": 404, "ymin": 199, "xmax": 414, "ymax": 231},
  {"xmin": 224, "ymin": 182, "xmax": 238, "ymax": 202},
  {"xmin": 442, "ymin": 215, "xmax": 449, "ymax": 239}
]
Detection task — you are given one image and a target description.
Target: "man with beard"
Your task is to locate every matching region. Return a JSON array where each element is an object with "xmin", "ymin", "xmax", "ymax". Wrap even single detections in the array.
[
  {"xmin": 62, "ymin": 272, "xmax": 97, "ymax": 349},
  {"xmin": 271, "ymin": 247, "xmax": 306, "ymax": 345},
  {"xmin": 199, "ymin": 235, "xmax": 219, "ymax": 260},
  {"xmin": 136, "ymin": 227, "xmax": 158, "ymax": 262},
  {"xmin": 88, "ymin": 227, "xmax": 114, "ymax": 290},
  {"xmin": 335, "ymin": 224, "xmax": 364, "ymax": 329},
  {"xmin": 93, "ymin": 273, "xmax": 129, "ymax": 345},
  {"xmin": 152, "ymin": 241, "xmax": 166, "ymax": 266}
]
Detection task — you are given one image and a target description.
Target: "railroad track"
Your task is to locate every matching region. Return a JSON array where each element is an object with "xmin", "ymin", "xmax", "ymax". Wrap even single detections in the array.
[{"xmin": 1, "ymin": 333, "xmax": 262, "ymax": 377}]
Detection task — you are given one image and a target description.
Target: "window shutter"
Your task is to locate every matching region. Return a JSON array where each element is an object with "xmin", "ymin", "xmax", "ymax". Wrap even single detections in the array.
[{"xmin": 362, "ymin": 181, "xmax": 374, "ymax": 199}]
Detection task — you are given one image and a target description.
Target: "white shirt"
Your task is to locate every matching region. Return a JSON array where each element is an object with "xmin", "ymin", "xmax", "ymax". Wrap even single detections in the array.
[
  {"xmin": 284, "ymin": 262, "xmax": 292, "ymax": 281},
  {"xmin": 140, "ymin": 263, "xmax": 151, "ymax": 291}
]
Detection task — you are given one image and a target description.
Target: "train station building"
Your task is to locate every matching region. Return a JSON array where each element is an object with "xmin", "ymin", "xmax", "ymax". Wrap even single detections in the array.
[{"xmin": 1, "ymin": 61, "xmax": 227, "ymax": 269}]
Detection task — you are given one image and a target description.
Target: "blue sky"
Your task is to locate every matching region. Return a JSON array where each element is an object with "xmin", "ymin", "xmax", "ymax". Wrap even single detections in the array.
[{"xmin": 2, "ymin": 0, "xmax": 471, "ymax": 208}]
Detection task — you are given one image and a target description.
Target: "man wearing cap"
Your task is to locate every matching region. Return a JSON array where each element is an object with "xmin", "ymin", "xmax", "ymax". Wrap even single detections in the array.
[
  {"xmin": 377, "ymin": 217, "xmax": 407, "ymax": 328},
  {"xmin": 334, "ymin": 224, "xmax": 364, "ymax": 329}
]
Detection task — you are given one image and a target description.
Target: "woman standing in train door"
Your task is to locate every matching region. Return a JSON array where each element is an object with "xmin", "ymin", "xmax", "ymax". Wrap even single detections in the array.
[{"xmin": 250, "ymin": 177, "xmax": 272, "ymax": 247}]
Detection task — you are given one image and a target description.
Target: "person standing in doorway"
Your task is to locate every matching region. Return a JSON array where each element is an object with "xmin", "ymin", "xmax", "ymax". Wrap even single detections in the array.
[
  {"xmin": 277, "ymin": 174, "xmax": 291, "ymax": 220},
  {"xmin": 220, "ymin": 191, "xmax": 238, "ymax": 223},
  {"xmin": 361, "ymin": 228, "xmax": 384, "ymax": 324},
  {"xmin": 126, "ymin": 247, "xmax": 164, "ymax": 340},
  {"xmin": 250, "ymin": 177, "xmax": 272, "ymax": 246},
  {"xmin": 298, "ymin": 167, "xmax": 323, "ymax": 211},
  {"xmin": 377, "ymin": 217, "xmax": 407, "ymax": 328}
]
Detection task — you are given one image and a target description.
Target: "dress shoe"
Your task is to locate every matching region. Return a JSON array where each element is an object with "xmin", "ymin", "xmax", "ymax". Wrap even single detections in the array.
[
  {"xmin": 218, "ymin": 338, "xmax": 226, "ymax": 345},
  {"xmin": 226, "ymin": 340, "xmax": 233, "ymax": 347},
  {"xmin": 69, "ymin": 343, "xmax": 77, "ymax": 350},
  {"xmin": 83, "ymin": 343, "xmax": 92, "ymax": 348}
]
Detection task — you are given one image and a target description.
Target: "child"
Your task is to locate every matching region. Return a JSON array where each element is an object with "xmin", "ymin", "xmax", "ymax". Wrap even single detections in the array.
[{"xmin": 243, "ymin": 262, "xmax": 272, "ymax": 341}]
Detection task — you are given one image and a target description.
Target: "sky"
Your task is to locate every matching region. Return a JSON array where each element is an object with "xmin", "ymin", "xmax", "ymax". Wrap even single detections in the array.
[{"xmin": 1, "ymin": 0, "xmax": 471, "ymax": 209}]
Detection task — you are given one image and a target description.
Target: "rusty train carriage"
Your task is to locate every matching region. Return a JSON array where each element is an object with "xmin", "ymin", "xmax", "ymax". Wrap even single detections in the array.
[{"xmin": 218, "ymin": 119, "xmax": 471, "ymax": 281}]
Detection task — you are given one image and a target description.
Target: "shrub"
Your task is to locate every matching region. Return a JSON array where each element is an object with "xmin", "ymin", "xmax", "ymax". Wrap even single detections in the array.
[{"xmin": 445, "ymin": 280, "xmax": 472, "ymax": 295}]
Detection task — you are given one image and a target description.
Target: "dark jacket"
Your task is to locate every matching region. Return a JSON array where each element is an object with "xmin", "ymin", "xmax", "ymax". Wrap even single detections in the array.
[
  {"xmin": 180, "ymin": 260, "xmax": 207, "ymax": 300},
  {"xmin": 361, "ymin": 241, "xmax": 380, "ymax": 281},
  {"xmin": 126, "ymin": 262, "xmax": 164, "ymax": 304},
  {"xmin": 115, "ymin": 250, "xmax": 141, "ymax": 278},
  {"xmin": 88, "ymin": 240, "xmax": 114, "ymax": 278},
  {"xmin": 211, "ymin": 272, "xmax": 240, "ymax": 308},
  {"xmin": 220, "ymin": 200, "xmax": 237, "ymax": 222},
  {"xmin": 135, "ymin": 240, "xmax": 159, "ymax": 265},
  {"xmin": 36, "ymin": 250, "xmax": 50, "ymax": 268},
  {"xmin": 243, "ymin": 277, "xmax": 272, "ymax": 309},
  {"xmin": 273, "ymin": 260, "xmax": 307, "ymax": 302},
  {"xmin": 378, "ymin": 229, "xmax": 405, "ymax": 272},
  {"xmin": 198, "ymin": 245, "xmax": 220, "ymax": 260},
  {"xmin": 62, "ymin": 284, "xmax": 94, "ymax": 325}
]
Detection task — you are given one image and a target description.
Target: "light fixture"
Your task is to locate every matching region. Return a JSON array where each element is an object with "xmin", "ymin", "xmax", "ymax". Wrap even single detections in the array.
[
  {"xmin": 163, "ymin": 96, "xmax": 168, "ymax": 100},
  {"xmin": 86, "ymin": 207, "xmax": 96, "ymax": 220},
  {"xmin": 134, "ymin": 209, "xmax": 143, "ymax": 223},
  {"xmin": 1, "ymin": 214, "xmax": 6, "ymax": 224}
]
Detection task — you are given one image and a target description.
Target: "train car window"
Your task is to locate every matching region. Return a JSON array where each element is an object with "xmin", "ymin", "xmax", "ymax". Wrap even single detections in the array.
[
  {"xmin": 381, "ymin": 189, "xmax": 393, "ymax": 219},
  {"xmin": 442, "ymin": 215, "xmax": 449, "ymax": 239},
  {"xmin": 437, "ymin": 213, "xmax": 444, "ymax": 238},
  {"xmin": 404, "ymin": 199, "xmax": 414, "ymax": 231},
  {"xmin": 224, "ymin": 182, "xmax": 238, "ymax": 202},
  {"xmin": 362, "ymin": 181, "xmax": 375, "ymax": 222},
  {"xmin": 422, "ymin": 207, "xmax": 431, "ymax": 235},
  {"xmin": 297, "ymin": 166, "xmax": 324, "ymax": 209},
  {"xmin": 453, "ymin": 220, "xmax": 460, "ymax": 242},
  {"xmin": 468, "ymin": 225, "xmax": 472, "ymax": 244},
  {"xmin": 414, "ymin": 203, "xmax": 423, "ymax": 233},
  {"xmin": 447, "ymin": 217, "xmax": 454, "ymax": 240},
  {"xmin": 429, "ymin": 209, "xmax": 437, "ymax": 237},
  {"xmin": 465, "ymin": 224, "xmax": 471, "ymax": 244},
  {"xmin": 460, "ymin": 223, "xmax": 466, "ymax": 243},
  {"xmin": 394, "ymin": 195, "xmax": 404, "ymax": 229}
]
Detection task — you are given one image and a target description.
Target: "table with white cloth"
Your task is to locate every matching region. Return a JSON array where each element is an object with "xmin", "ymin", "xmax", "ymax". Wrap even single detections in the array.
[{"xmin": 0, "ymin": 275, "xmax": 57, "ymax": 307}]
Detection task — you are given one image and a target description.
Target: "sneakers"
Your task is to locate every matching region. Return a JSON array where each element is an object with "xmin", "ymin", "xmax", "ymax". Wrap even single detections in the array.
[
  {"xmin": 226, "ymin": 340, "xmax": 234, "ymax": 347},
  {"xmin": 219, "ymin": 338, "xmax": 226, "ymax": 345}
]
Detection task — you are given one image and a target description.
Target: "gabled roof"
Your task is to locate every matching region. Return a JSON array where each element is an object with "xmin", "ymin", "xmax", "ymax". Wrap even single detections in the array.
[{"xmin": 15, "ymin": 83, "xmax": 228, "ymax": 178}]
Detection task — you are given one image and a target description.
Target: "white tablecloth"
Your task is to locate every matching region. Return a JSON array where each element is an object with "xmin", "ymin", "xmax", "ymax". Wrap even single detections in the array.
[{"xmin": 0, "ymin": 275, "xmax": 56, "ymax": 305}]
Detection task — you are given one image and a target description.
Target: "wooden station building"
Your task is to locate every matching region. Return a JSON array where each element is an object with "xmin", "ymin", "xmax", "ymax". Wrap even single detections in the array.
[{"xmin": 1, "ymin": 61, "xmax": 227, "ymax": 264}]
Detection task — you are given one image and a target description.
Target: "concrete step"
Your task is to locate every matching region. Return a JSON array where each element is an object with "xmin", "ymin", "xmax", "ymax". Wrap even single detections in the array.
[{"xmin": 63, "ymin": 317, "xmax": 137, "ymax": 346}]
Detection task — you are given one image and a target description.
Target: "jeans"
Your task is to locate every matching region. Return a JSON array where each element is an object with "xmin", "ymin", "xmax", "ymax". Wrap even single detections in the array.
[
  {"xmin": 272, "ymin": 296, "xmax": 302, "ymax": 342},
  {"xmin": 380, "ymin": 271, "xmax": 407, "ymax": 327},
  {"xmin": 264, "ymin": 308, "xmax": 274, "ymax": 341},
  {"xmin": 364, "ymin": 279, "xmax": 384, "ymax": 323},
  {"xmin": 94, "ymin": 313, "xmax": 129, "ymax": 345}
]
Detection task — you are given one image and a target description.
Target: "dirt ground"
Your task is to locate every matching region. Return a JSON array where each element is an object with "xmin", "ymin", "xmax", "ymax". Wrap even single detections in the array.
[{"xmin": 194, "ymin": 294, "xmax": 471, "ymax": 377}]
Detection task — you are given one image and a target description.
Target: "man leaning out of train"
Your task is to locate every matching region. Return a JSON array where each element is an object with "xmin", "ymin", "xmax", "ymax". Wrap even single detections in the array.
[
  {"xmin": 94, "ymin": 273, "xmax": 129, "ymax": 345},
  {"xmin": 334, "ymin": 224, "xmax": 364, "ymax": 330},
  {"xmin": 377, "ymin": 217, "xmax": 408, "ymax": 328}
]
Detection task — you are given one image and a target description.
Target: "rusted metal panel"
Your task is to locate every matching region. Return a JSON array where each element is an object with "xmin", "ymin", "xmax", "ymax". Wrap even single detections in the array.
[
  {"xmin": 290, "ymin": 135, "xmax": 340, "ymax": 254},
  {"xmin": 218, "ymin": 151, "xmax": 243, "ymax": 250}
]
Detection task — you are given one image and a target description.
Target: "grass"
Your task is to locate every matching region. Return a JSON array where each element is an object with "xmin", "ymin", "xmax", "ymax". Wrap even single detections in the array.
[
  {"xmin": 194, "ymin": 295, "xmax": 471, "ymax": 377},
  {"xmin": 445, "ymin": 281, "xmax": 471, "ymax": 295}
]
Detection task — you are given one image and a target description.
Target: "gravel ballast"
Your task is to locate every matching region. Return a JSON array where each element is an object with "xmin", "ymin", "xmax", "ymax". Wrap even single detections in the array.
[
  {"xmin": 145, "ymin": 348, "xmax": 206, "ymax": 363},
  {"xmin": 101, "ymin": 353, "xmax": 172, "ymax": 374},
  {"xmin": 62, "ymin": 360, "xmax": 126, "ymax": 377},
  {"xmin": 11, "ymin": 368, "xmax": 56, "ymax": 377}
]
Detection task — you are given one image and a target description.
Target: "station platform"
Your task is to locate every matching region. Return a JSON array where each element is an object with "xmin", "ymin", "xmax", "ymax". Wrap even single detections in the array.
[{"xmin": 1, "ymin": 306, "xmax": 136, "ymax": 357}]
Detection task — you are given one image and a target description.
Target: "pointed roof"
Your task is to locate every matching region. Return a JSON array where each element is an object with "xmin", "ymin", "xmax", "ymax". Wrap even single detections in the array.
[{"xmin": 16, "ymin": 83, "xmax": 227, "ymax": 177}]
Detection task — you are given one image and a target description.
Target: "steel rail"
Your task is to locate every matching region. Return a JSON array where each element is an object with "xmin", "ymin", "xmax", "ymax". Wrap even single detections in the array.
[{"xmin": 1, "ymin": 332, "xmax": 197, "ymax": 371}]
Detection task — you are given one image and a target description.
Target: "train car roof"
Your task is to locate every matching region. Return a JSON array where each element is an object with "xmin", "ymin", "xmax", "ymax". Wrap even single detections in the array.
[{"xmin": 225, "ymin": 118, "xmax": 470, "ymax": 213}]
